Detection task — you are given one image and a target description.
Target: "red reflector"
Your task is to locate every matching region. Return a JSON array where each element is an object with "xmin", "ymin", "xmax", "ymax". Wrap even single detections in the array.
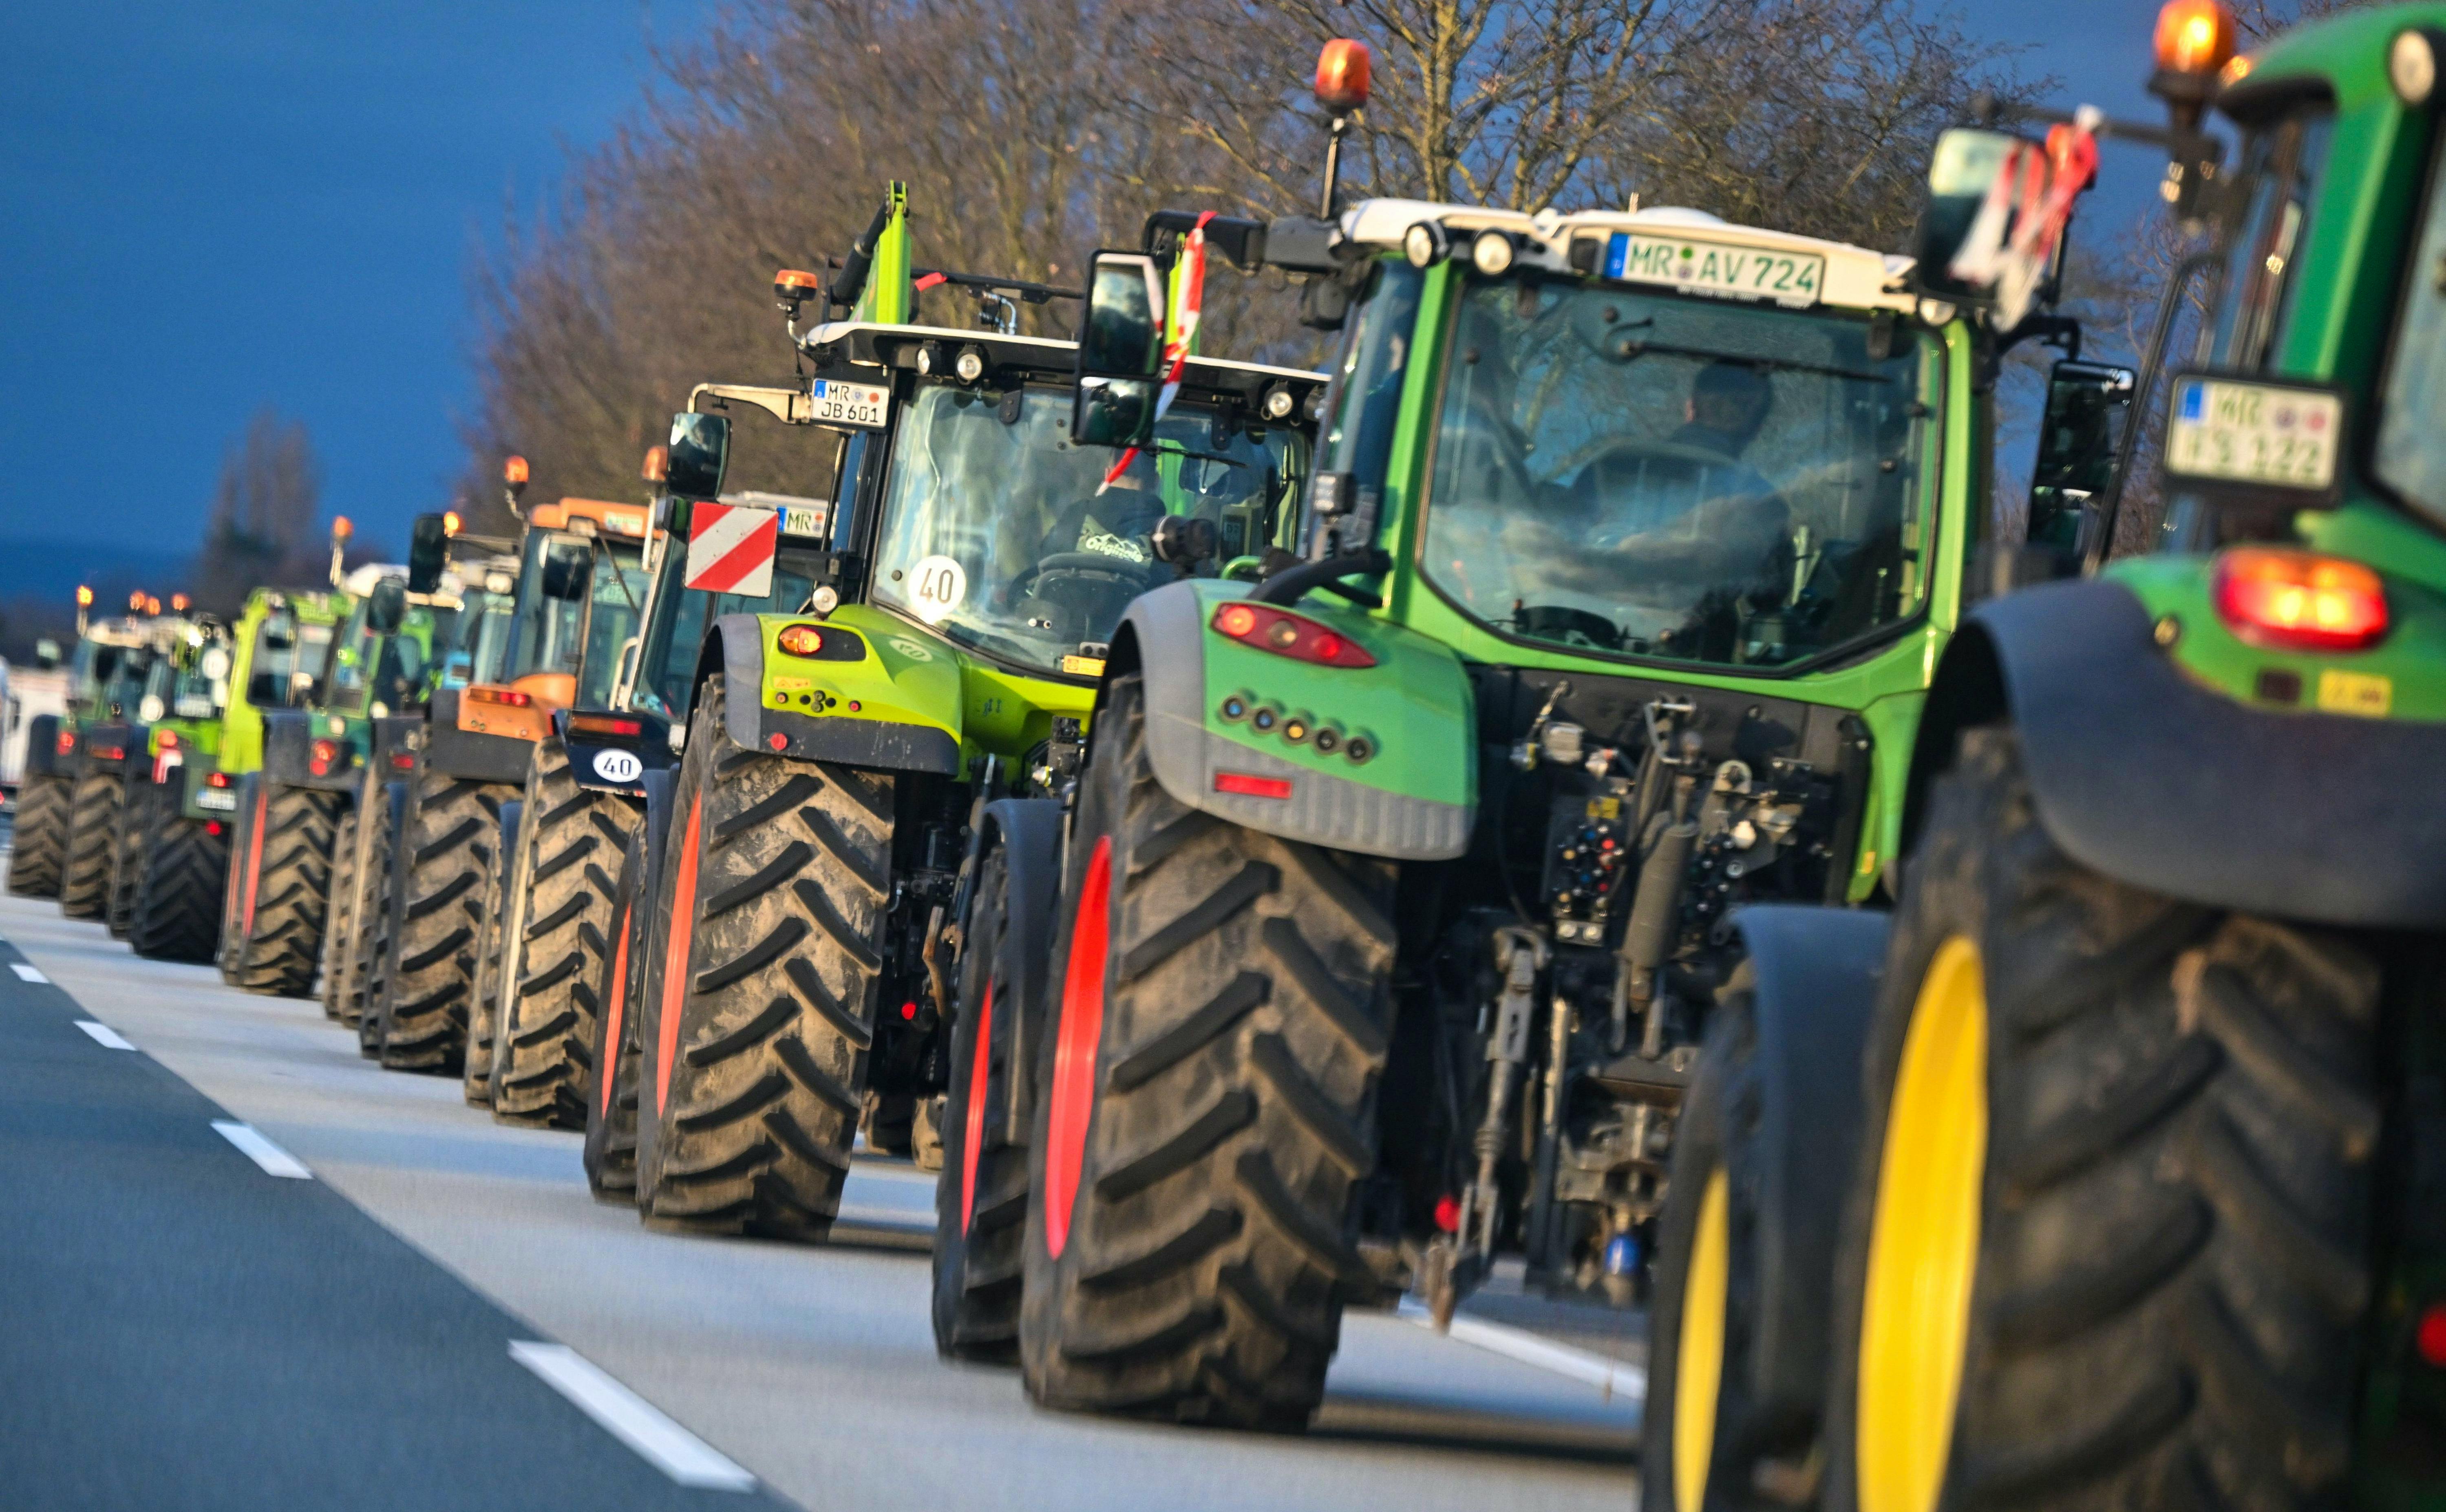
[
  {"xmin": 570, "ymin": 715, "xmax": 644, "ymax": 738},
  {"xmin": 1433, "ymin": 1195, "xmax": 1461, "ymax": 1232},
  {"xmin": 2212, "ymin": 548, "xmax": 2388, "ymax": 652},
  {"xmin": 1214, "ymin": 771, "xmax": 1293, "ymax": 799},
  {"xmin": 205, "ymin": 821, "xmax": 223, "ymax": 836},
  {"xmin": 390, "ymin": 752, "xmax": 416, "ymax": 770},
  {"xmin": 1209, "ymin": 601, "xmax": 1375, "ymax": 668},
  {"xmin": 205, "ymin": 771, "xmax": 233, "ymax": 788},
  {"xmin": 767, "ymin": 732, "xmax": 788, "ymax": 752},
  {"xmin": 901, "ymin": 1000, "xmax": 918, "ymax": 1021},
  {"xmin": 2419, "ymin": 1302, "xmax": 2446, "ymax": 1369}
]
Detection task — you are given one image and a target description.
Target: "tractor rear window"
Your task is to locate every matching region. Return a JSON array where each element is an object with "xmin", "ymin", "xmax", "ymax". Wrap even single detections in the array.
[
  {"xmin": 2374, "ymin": 123, "xmax": 2446, "ymax": 533},
  {"xmin": 1419, "ymin": 278, "xmax": 1936, "ymax": 669}
]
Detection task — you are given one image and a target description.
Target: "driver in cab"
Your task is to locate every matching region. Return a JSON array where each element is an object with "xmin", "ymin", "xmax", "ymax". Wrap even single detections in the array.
[{"xmin": 1579, "ymin": 360, "xmax": 1788, "ymax": 586}]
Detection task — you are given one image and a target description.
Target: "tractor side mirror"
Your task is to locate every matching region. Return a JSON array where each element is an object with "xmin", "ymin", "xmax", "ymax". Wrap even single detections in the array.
[
  {"xmin": 366, "ymin": 579, "xmax": 408, "ymax": 634},
  {"xmin": 1912, "ymin": 127, "xmax": 2036, "ymax": 303},
  {"xmin": 1072, "ymin": 377, "xmax": 1160, "ymax": 450},
  {"xmin": 2027, "ymin": 359, "xmax": 2137, "ymax": 560},
  {"xmin": 666, "ymin": 412, "xmax": 731, "ymax": 499},
  {"xmin": 407, "ymin": 512, "xmax": 449, "ymax": 594},
  {"xmin": 539, "ymin": 543, "xmax": 594, "ymax": 601}
]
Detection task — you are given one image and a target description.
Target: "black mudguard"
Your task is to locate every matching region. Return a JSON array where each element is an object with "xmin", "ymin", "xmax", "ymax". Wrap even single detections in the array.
[
  {"xmin": 23, "ymin": 714, "xmax": 62, "ymax": 779},
  {"xmin": 1913, "ymin": 577, "xmax": 2446, "ymax": 928},
  {"xmin": 556, "ymin": 708, "xmax": 673, "ymax": 797},
  {"xmin": 977, "ymin": 797, "xmax": 1064, "ymax": 1145},
  {"xmin": 1724, "ymin": 906, "xmax": 1888, "ymax": 1420},
  {"xmin": 81, "ymin": 721, "xmax": 143, "ymax": 775}
]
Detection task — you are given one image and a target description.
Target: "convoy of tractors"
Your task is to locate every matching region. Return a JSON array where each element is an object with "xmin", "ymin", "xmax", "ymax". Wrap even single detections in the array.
[{"xmin": 7, "ymin": 2, "xmax": 2444, "ymax": 1505}]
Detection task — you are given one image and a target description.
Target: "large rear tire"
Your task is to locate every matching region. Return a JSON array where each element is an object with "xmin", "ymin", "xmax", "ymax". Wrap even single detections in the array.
[
  {"xmin": 375, "ymin": 769, "xmax": 512, "ymax": 1071},
  {"xmin": 58, "ymin": 769, "xmax": 125, "ymax": 920},
  {"xmin": 461, "ymin": 799, "xmax": 523, "ymax": 1100},
  {"xmin": 106, "ymin": 771, "xmax": 151, "ymax": 939},
  {"xmin": 7, "ymin": 773, "xmax": 70, "ymax": 897},
  {"xmin": 934, "ymin": 841, "xmax": 1027, "ymax": 1362},
  {"xmin": 1820, "ymin": 728, "xmax": 2378, "ymax": 1512},
  {"xmin": 583, "ymin": 827, "xmax": 647, "ymax": 1202},
  {"xmin": 354, "ymin": 783, "xmax": 406, "ymax": 1058},
  {"xmin": 492, "ymin": 738, "xmax": 639, "ymax": 1128},
  {"xmin": 129, "ymin": 796, "xmax": 230, "ymax": 963},
  {"xmin": 227, "ymin": 779, "xmax": 340, "ymax": 996},
  {"xmin": 634, "ymin": 678, "xmax": 890, "ymax": 1238},
  {"xmin": 1018, "ymin": 677, "xmax": 1396, "ymax": 1429},
  {"xmin": 319, "ymin": 806, "xmax": 363, "ymax": 1021}
]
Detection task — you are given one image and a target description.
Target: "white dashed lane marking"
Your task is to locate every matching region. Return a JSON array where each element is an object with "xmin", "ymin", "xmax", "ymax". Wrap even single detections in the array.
[
  {"xmin": 509, "ymin": 1342, "xmax": 757, "ymax": 1491},
  {"xmin": 11, "ymin": 962, "xmax": 48, "ymax": 983},
  {"xmin": 211, "ymin": 1121, "xmax": 314, "ymax": 1180},
  {"xmin": 75, "ymin": 1020, "xmax": 135, "ymax": 1050}
]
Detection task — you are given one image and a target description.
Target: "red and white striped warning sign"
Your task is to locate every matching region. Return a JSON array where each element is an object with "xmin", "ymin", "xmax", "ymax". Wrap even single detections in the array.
[{"xmin": 684, "ymin": 502, "xmax": 779, "ymax": 597}]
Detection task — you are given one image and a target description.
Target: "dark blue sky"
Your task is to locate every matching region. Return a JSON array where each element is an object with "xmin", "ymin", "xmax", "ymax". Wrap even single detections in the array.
[{"xmin": 0, "ymin": 0, "xmax": 2179, "ymax": 570}]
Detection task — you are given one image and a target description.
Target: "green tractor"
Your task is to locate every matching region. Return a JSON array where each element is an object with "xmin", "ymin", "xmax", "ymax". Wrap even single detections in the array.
[
  {"xmin": 587, "ymin": 184, "xmax": 1326, "ymax": 1248},
  {"xmin": 1646, "ymin": 4, "xmax": 2446, "ymax": 1510},
  {"xmin": 223, "ymin": 528, "xmax": 456, "ymax": 998},
  {"xmin": 9, "ymin": 600, "xmax": 163, "ymax": 916},
  {"xmin": 930, "ymin": 40, "xmax": 2151, "ymax": 1427},
  {"xmin": 211, "ymin": 586, "xmax": 348, "ymax": 981},
  {"xmin": 114, "ymin": 611, "xmax": 243, "ymax": 959}
]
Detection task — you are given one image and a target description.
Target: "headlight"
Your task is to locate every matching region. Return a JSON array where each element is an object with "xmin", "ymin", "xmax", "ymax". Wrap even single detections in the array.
[
  {"xmin": 1403, "ymin": 222, "xmax": 1447, "ymax": 269},
  {"xmin": 2391, "ymin": 28, "xmax": 2437, "ymax": 106},
  {"xmin": 1261, "ymin": 384, "xmax": 1297, "ymax": 421},
  {"xmin": 1470, "ymin": 229, "xmax": 1515, "ymax": 277},
  {"xmin": 954, "ymin": 344, "xmax": 987, "ymax": 384}
]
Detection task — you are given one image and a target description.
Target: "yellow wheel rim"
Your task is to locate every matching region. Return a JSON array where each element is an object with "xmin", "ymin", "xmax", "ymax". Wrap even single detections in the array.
[
  {"xmin": 1857, "ymin": 934, "xmax": 1989, "ymax": 1512},
  {"xmin": 1673, "ymin": 1168, "xmax": 1732, "ymax": 1512}
]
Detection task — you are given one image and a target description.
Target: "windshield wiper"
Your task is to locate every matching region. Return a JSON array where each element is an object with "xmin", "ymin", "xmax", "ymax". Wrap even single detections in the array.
[
  {"xmin": 1144, "ymin": 442, "xmax": 1248, "ymax": 470},
  {"xmin": 1605, "ymin": 337, "xmax": 1896, "ymax": 386}
]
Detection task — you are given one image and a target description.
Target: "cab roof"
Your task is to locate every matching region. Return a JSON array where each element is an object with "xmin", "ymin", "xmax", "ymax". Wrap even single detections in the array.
[
  {"xmin": 795, "ymin": 321, "xmax": 1326, "ymax": 408},
  {"xmin": 529, "ymin": 497, "xmax": 653, "ymax": 540},
  {"xmin": 1335, "ymin": 200, "xmax": 1920, "ymax": 314}
]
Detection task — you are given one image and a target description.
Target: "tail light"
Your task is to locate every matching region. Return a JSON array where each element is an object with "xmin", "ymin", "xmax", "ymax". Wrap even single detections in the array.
[
  {"xmin": 93, "ymin": 745, "xmax": 125, "ymax": 762},
  {"xmin": 776, "ymin": 624, "xmax": 827, "ymax": 658},
  {"xmin": 390, "ymin": 752, "xmax": 416, "ymax": 771},
  {"xmin": 1214, "ymin": 771, "xmax": 1293, "ymax": 799},
  {"xmin": 1210, "ymin": 602, "xmax": 1377, "ymax": 668},
  {"xmin": 2418, "ymin": 1300, "xmax": 2446, "ymax": 1369},
  {"xmin": 469, "ymin": 686, "xmax": 532, "ymax": 708},
  {"xmin": 157, "ymin": 730, "xmax": 179, "ymax": 750},
  {"xmin": 570, "ymin": 714, "xmax": 644, "ymax": 738},
  {"xmin": 309, "ymin": 738, "xmax": 340, "ymax": 776},
  {"xmin": 206, "ymin": 771, "xmax": 233, "ymax": 788},
  {"xmin": 55, "ymin": 731, "xmax": 73, "ymax": 755},
  {"xmin": 2212, "ymin": 548, "xmax": 2388, "ymax": 652}
]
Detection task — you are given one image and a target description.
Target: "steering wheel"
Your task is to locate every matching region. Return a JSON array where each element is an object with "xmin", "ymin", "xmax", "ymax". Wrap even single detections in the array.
[{"xmin": 1007, "ymin": 551, "xmax": 1171, "ymax": 602}]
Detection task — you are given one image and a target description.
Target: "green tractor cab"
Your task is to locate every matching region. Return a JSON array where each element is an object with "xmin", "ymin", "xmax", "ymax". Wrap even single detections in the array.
[
  {"xmin": 112, "ymin": 614, "xmax": 243, "ymax": 959},
  {"xmin": 600, "ymin": 188, "xmax": 1325, "ymax": 1250},
  {"xmin": 933, "ymin": 36, "xmax": 2134, "ymax": 1427},
  {"xmin": 1645, "ymin": 4, "xmax": 2446, "ymax": 1508}
]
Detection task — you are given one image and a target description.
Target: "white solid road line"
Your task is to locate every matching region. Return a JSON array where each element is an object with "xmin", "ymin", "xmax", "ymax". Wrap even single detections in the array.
[
  {"xmin": 75, "ymin": 1020, "xmax": 135, "ymax": 1050},
  {"xmin": 11, "ymin": 961, "xmax": 48, "ymax": 983},
  {"xmin": 509, "ymin": 1342, "xmax": 758, "ymax": 1492},
  {"xmin": 211, "ymin": 1120, "xmax": 314, "ymax": 1180},
  {"xmin": 1395, "ymin": 1298, "xmax": 1647, "ymax": 1400}
]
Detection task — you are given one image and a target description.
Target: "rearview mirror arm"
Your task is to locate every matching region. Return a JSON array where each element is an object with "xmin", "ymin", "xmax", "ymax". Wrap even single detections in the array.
[{"xmin": 2086, "ymin": 248, "xmax": 2223, "ymax": 575}]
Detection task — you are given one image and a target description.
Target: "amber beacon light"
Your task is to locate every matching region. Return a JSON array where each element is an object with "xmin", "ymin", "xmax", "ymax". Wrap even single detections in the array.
[
  {"xmin": 2155, "ymin": 0, "xmax": 2237, "ymax": 75},
  {"xmin": 1314, "ymin": 39, "xmax": 1371, "ymax": 113}
]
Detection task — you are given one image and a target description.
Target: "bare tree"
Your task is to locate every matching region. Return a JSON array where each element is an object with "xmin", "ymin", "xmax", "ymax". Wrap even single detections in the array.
[{"xmin": 192, "ymin": 408, "xmax": 328, "ymax": 612}]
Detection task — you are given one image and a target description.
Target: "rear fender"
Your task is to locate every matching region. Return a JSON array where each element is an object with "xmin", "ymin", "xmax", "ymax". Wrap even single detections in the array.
[
  {"xmin": 23, "ymin": 714, "xmax": 62, "ymax": 779},
  {"xmin": 974, "ymin": 796, "xmax": 1064, "ymax": 1145},
  {"xmin": 1720, "ymin": 904, "xmax": 1890, "ymax": 1423},
  {"xmin": 555, "ymin": 708, "xmax": 671, "ymax": 797},
  {"xmin": 1905, "ymin": 577, "xmax": 2446, "ymax": 927},
  {"xmin": 1106, "ymin": 580, "xmax": 1474, "ymax": 861},
  {"xmin": 423, "ymin": 688, "xmax": 534, "ymax": 785},
  {"xmin": 715, "ymin": 609, "xmax": 962, "ymax": 775}
]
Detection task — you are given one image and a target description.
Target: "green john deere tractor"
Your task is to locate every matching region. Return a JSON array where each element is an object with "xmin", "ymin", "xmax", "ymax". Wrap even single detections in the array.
[
  {"xmin": 1646, "ymin": 5, "xmax": 2446, "ymax": 1510},
  {"xmin": 929, "ymin": 40, "xmax": 2155, "ymax": 1427},
  {"xmin": 596, "ymin": 184, "xmax": 1325, "ymax": 1253}
]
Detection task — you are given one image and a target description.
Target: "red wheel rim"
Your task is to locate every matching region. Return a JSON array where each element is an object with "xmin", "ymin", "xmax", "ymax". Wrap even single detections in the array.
[
  {"xmin": 601, "ymin": 892, "xmax": 633, "ymax": 1117},
  {"xmin": 958, "ymin": 979, "xmax": 994, "ymax": 1233},
  {"xmin": 656, "ymin": 792, "xmax": 702, "ymax": 1116},
  {"xmin": 1043, "ymin": 836, "xmax": 1112, "ymax": 1260},
  {"xmin": 240, "ymin": 783, "xmax": 269, "ymax": 940}
]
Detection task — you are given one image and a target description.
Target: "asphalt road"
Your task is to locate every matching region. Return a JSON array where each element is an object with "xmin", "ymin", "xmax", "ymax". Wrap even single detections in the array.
[{"xmin": 0, "ymin": 885, "xmax": 1645, "ymax": 1512}]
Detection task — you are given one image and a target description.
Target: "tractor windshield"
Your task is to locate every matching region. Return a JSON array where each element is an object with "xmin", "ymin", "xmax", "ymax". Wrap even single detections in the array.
[
  {"xmin": 503, "ymin": 535, "xmax": 651, "ymax": 705},
  {"xmin": 153, "ymin": 632, "xmax": 231, "ymax": 720},
  {"xmin": 327, "ymin": 603, "xmax": 442, "ymax": 718},
  {"xmin": 444, "ymin": 581, "xmax": 516, "ymax": 688},
  {"xmin": 73, "ymin": 635, "xmax": 155, "ymax": 720},
  {"xmin": 1419, "ymin": 279, "xmax": 1935, "ymax": 668},
  {"xmin": 243, "ymin": 612, "xmax": 332, "ymax": 709},
  {"xmin": 870, "ymin": 380, "xmax": 1304, "ymax": 676},
  {"xmin": 633, "ymin": 533, "xmax": 823, "ymax": 720}
]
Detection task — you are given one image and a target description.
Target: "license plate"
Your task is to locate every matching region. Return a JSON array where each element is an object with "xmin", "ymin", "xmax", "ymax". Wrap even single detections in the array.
[
  {"xmin": 2166, "ymin": 377, "xmax": 2341, "ymax": 492},
  {"xmin": 1605, "ymin": 233, "xmax": 1824, "ymax": 306},
  {"xmin": 808, "ymin": 379, "xmax": 890, "ymax": 429},
  {"xmin": 781, "ymin": 503, "xmax": 828, "ymax": 540},
  {"xmin": 196, "ymin": 788, "xmax": 237, "ymax": 812}
]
